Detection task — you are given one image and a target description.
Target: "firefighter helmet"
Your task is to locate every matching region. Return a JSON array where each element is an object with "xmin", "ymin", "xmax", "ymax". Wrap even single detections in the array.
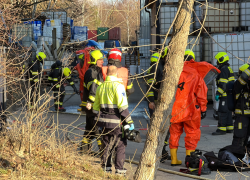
[
  {"xmin": 108, "ymin": 48, "xmax": 122, "ymax": 62},
  {"xmin": 76, "ymin": 50, "xmax": 85, "ymax": 60},
  {"xmin": 151, "ymin": 53, "xmax": 160, "ymax": 63},
  {"xmin": 63, "ymin": 67, "xmax": 71, "ymax": 77},
  {"xmin": 215, "ymin": 52, "xmax": 229, "ymax": 64},
  {"xmin": 161, "ymin": 46, "xmax": 168, "ymax": 58},
  {"xmin": 184, "ymin": 49, "xmax": 195, "ymax": 61},
  {"xmin": 239, "ymin": 63, "xmax": 250, "ymax": 75},
  {"xmin": 89, "ymin": 50, "xmax": 104, "ymax": 65},
  {"xmin": 36, "ymin": 52, "xmax": 46, "ymax": 62}
]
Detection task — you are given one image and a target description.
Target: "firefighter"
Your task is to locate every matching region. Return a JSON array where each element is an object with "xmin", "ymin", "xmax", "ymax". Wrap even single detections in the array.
[
  {"xmin": 169, "ymin": 51, "xmax": 209, "ymax": 166},
  {"xmin": 146, "ymin": 47, "xmax": 166, "ymax": 117},
  {"xmin": 102, "ymin": 48, "xmax": 134, "ymax": 96},
  {"xmin": 232, "ymin": 63, "xmax": 250, "ymax": 146},
  {"xmin": 145, "ymin": 47, "xmax": 170, "ymax": 162},
  {"xmin": 25, "ymin": 52, "xmax": 46, "ymax": 109},
  {"xmin": 80, "ymin": 50, "xmax": 104, "ymax": 153},
  {"xmin": 93, "ymin": 65, "xmax": 134, "ymax": 175},
  {"xmin": 48, "ymin": 61, "xmax": 79, "ymax": 112},
  {"xmin": 212, "ymin": 52, "xmax": 235, "ymax": 135}
]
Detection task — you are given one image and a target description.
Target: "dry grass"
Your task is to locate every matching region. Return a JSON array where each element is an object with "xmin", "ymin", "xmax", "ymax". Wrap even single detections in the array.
[{"xmin": 0, "ymin": 95, "xmax": 126, "ymax": 180}]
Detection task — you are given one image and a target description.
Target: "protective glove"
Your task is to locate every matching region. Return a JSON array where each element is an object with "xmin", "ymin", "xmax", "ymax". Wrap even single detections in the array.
[
  {"xmin": 129, "ymin": 124, "xmax": 135, "ymax": 131},
  {"xmin": 201, "ymin": 111, "xmax": 206, "ymax": 120},
  {"xmin": 215, "ymin": 95, "xmax": 220, "ymax": 101}
]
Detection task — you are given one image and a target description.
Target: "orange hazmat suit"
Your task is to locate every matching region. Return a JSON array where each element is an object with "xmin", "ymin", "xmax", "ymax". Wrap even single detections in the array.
[{"xmin": 169, "ymin": 60, "xmax": 220, "ymax": 150}]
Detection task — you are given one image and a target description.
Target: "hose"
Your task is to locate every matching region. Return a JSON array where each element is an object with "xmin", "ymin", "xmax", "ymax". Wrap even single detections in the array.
[{"xmin": 125, "ymin": 160, "xmax": 212, "ymax": 180}]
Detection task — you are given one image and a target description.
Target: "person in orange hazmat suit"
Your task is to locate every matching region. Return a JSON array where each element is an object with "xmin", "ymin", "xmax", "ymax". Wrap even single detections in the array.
[
  {"xmin": 169, "ymin": 50, "xmax": 220, "ymax": 166},
  {"xmin": 74, "ymin": 47, "xmax": 94, "ymax": 111}
]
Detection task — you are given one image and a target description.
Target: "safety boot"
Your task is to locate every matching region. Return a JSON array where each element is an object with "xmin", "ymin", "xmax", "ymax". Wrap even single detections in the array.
[
  {"xmin": 227, "ymin": 130, "xmax": 233, "ymax": 133},
  {"xmin": 212, "ymin": 129, "xmax": 226, "ymax": 135},
  {"xmin": 79, "ymin": 138, "xmax": 91, "ymax": 154},
  {"xmin": 160, "ymin": 145, "xmax": 171, "ymax": 163},
  {"xmin": 115, "ymin": 169, "xmax": 126, "ymax": 176},
  {"xmin": 186, "ymin": 150, "xmax": 195, "ymax": 156},
  {"xmin": 170, "ymin": 148, "xmax": 182, "ymax": 166},
  {"xmin": 103, "ymin": 167, "xmax": 112, "ymax": 174}
]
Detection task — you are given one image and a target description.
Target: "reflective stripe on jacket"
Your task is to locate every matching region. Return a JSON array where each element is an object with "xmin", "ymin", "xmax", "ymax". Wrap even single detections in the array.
[
  {"xmin": 28, "ymin": 60, "xmax": 42, "ymax": 83},
  {"xmin": 93, "ymin": 75, "xmax": 132, "ymax": 129},
  {"xmin": 146, "ymin": 60, "xmax": 164, "ymax": 102},
  {"xmin": 234, "ymin": 67, "xmax": 250, "ymax": 116},
  {"xmin": 82, "ymin": 65, "xmax": 104, "ymax": 108},
  {"xmin": 48, "ymin": 67, "xmax": 74, "ymax": 91},
  {"xmin": 216, "ymin": 63, "xmax": 235, "ymax": 97}
]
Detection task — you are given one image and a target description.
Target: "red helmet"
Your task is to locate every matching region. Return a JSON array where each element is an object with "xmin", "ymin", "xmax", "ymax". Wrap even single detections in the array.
[{"xmin": 108, "ymin": 48, "xmax": 122, "ymax": 62}]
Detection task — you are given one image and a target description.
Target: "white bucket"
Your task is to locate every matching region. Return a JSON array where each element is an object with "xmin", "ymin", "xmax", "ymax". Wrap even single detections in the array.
[{"xmin": 129, "ymin": 65, "xmax": 137, "ymax": 75}]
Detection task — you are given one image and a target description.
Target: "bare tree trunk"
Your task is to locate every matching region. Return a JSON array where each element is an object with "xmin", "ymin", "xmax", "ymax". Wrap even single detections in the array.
[
  {"xmin": 81, "ymin": 2, "xmax": 85, "ymax": 26},
  {"xmin": 134, "ymin": 0, "xmax": 194, "ymax": 179}
]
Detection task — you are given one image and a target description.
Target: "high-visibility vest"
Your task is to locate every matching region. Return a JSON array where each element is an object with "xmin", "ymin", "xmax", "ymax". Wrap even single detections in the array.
[{"xmin": 102, "ymin": 66, "xmax": 128, "ymax": 89}]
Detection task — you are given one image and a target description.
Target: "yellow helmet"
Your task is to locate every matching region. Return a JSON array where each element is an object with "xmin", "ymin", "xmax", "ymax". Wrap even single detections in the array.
[
  {"xmin": 78, "ymin": 54, "xmax": 84, "ymax": 60},
  {"xmin": 89, "ymin": 50, "xmax": 104, "ymax": 65},
  {"xmin": 184, "ymin": 49, "xmax": 195, "ymax": 61},
  {"xmin": 151, "ymin": 53, "xmax": 160, "ymax": 63},
  {"xmin": 215, "ymin": 52, "xmax": 229, "ymax": 64},
  {"xmin": 36, "ymin": 52, "xmax": 46, "ymax": 61},
  {"xmin": 63, "ymin": 67, "xmax": 71, "ymax": 77},
  {"xmin": 161, "ymin": 46, "xmax": 168, "ymax": 58},
  {"xmin": 239, "ymin": 63, "xmax": 250, "ymax": 75}
]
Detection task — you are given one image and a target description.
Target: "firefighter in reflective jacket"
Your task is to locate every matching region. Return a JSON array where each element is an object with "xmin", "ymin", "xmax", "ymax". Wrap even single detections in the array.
[
  {"xmin": 80, "ymin": 50, "xmax": 104, "ymax": 152},
  {"xmin": 93, "ymin": 65, "xmax": 134, "ymax": 175},
  {"xmin": 48, "ymin": 61, "xmax": 79, "ymax": 112},
  {"xmin": 25, "ymin": 52, "xmax": 46, "ymax": 109},
  {"xmin": 146, "ymin": 47, "xmax": 166, "ymax": 117},
  {"xmin": 169, "ymin": 51, "xmax": 209, "ymax": 166},
  {"xmin": 232, "ymin": 63, "xmax": 250, "ymax": 146},
  {"xmin": 212, "ymin": 52, "xmax": 235, "ymax": 135},
  {"xmin": 102, "ymin": 48, "xmax": 134, "ymax": 96}
]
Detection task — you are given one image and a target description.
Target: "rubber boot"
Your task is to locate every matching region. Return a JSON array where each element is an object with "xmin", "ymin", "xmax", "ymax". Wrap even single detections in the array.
[
  {"xmin": 170, "ymin": 148, "xmax": 182, "ymax": 166},
  {"xmin": 186, "ymin": 150, "xmax": 195, "ymax": 156},
  {"xmin": 79, "ymin": 138, "xmax": 91, "ymax": 154},
  {"xmin": 160, "ymin": 145, "xmax": 171, "ymax": 163}
]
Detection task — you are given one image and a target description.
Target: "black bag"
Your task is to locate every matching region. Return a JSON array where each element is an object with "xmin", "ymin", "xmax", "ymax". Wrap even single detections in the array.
[{"xmin": 204, "ymin": 145, "xmax": 250, "ymax": 172}]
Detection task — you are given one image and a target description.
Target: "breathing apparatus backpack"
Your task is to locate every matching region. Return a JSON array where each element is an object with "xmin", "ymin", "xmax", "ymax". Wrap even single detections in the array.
[{"xmin": 180, "ymin": 150, "xmax": 211, "ymax": 176}]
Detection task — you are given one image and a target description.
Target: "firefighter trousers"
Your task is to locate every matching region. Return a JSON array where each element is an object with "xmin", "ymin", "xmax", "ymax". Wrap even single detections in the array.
[
  {"xmin": 102, "ymin": 128, "xmax": 127, "ymax": 170},
  {"xmin": 217, "ymin": 110, "xmax": 233, "ymax": 132},
  {"xmin": 82, "ymin": 109, "xmax": 101, "ymax": 149},
  {"xmin": 232, "ymin": 116, "xmax": 250, "ymax": 147},
  {"xmin": 53, "ymin": 86, "xmax": 65, "ymax": 108}
]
